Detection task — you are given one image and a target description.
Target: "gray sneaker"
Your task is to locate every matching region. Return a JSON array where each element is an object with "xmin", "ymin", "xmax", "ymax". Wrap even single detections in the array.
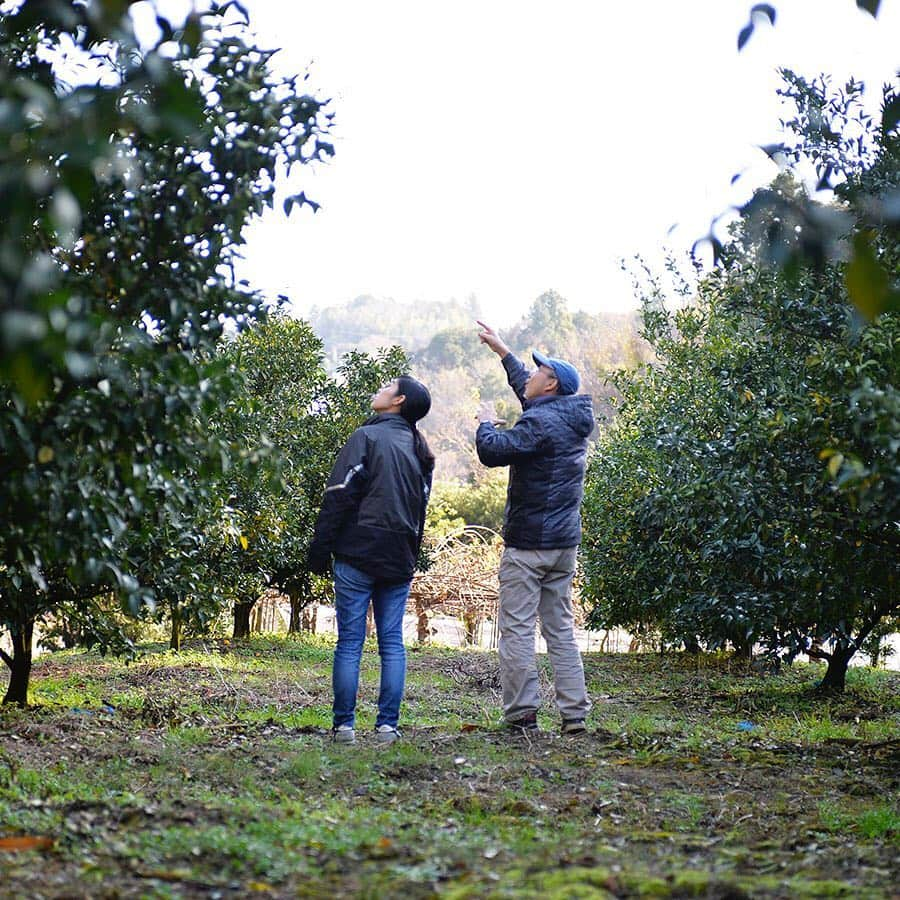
[
  {"xmin": 332, "ymin": 724, "xmax": 356, "ymax": 744},
  {"xmin": 375, "ymin": 724, "xmax": 401, "ymax": 745}
]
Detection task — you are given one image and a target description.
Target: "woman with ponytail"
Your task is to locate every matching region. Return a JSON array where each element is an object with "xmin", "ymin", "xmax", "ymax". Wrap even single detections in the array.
[{"xmin": 307, "ymin": 375, "xmax": 433, "ymax": 745}]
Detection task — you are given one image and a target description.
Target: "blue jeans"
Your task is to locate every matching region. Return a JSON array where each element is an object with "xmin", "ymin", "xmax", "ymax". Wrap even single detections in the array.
[{"xmin": 332, "ymin": 559, "xmax": 410, "ymax": 729}]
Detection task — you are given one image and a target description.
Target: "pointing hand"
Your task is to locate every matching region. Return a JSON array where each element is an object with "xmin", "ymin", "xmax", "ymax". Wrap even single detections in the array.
[{"xmin": 476, "ymin": 320, "xmax": 510, "ymax": 357}]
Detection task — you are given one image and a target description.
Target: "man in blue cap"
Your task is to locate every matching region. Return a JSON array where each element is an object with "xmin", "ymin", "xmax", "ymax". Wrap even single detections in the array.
[{"xmin": 475, "ymin": 320, "xmax": 593, "ymax": 736}]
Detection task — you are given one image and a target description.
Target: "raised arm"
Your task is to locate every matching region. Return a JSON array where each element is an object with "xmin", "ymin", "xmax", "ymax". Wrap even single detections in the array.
[{"xmin": 477, "ymin": 320, "xmax": 528, "ymax": 406}]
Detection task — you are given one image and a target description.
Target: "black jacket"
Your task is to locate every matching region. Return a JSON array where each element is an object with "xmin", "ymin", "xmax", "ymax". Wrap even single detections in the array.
[
  {"xmin": 476, "ymin": 353, "xmax": 594, "ymax": 550},
  {"xmin": 308, "ymin": 414, "xmax": 432, "ymax": 583}
]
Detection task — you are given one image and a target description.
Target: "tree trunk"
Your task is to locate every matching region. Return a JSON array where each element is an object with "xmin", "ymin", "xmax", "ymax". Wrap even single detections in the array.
[
  {"xmin": 417, "ymin": 604, "xmax": 429, "ymax": 643},
  {"xmin": 462, "ymin": 611, "xmax": 478, "ymax": 646},
  {"xmin": 169, "ymin": 606, "xmax": 181, "ymax": 652},
  {"xmin": 59, "ymin": 613, "xmax": 80, "ymax": 649},
  {"xmin": 288, "ymin": 578, "xmax": 309, "ymax": 634},
  {"xmin": 818, "ymin": 645, "xmax": 855, "ymax": 693},
  {"xmin": 233, "ymin": 598, "xmax": 255, "ymax": 639},
  {"xmin": 2, "ymin": 617, "xmax": 35, "ymax": 705}
]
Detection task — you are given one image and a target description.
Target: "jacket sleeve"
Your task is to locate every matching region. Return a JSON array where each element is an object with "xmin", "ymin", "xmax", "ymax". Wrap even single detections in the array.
[
  {"xmin": 307, "ymin": 429, "xmax": 369, "ymax": 570},
  {"xmin": 476, "ymin": 413, "xmax": 546, "ymax": 467},
  {"xmin": 501, "ymin": 353, "xmax": 530, "ymax": 408}
]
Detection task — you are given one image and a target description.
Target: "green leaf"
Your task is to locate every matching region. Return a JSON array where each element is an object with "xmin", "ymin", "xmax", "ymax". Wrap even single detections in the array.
[
  {"xmin": 180, "ymin": 14, "xmax": 203, "ymax": 52},
  {"xmin": 881, "ymin": 94, "xmax": 900, "ymax": 137},
  {"xmin": 826, "ymin": 453, "xmax": 844, "ymax": 478},
  {"xmin": 750, "ymin": 4, "xmax": 776, "ymax": 25},
  {"xmin": 98, "ymin": 0, "xmax": 132, "ymax": 19},
  {"xmin": 845, "ymin": 232, "xmax": 894, "ymax": 320},
  {"xmin": 283, "ymin": 192, "xmax": 320, "ymax": 216},
  {"xmin": 856, "ymin": 0, "xmax": 881, "ymax": 17}
]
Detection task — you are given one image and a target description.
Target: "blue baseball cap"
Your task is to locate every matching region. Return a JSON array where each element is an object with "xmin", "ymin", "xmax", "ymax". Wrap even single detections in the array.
[{"xmin": 532, "ymin": 351, "xmax": 580, "ymax": 395}]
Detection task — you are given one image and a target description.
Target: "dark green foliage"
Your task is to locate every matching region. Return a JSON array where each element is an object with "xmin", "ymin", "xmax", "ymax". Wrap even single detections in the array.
[
  {"xmin": 582, "ymin": 72, "xmax": 899, "ymax": 691},
  {"xmin": 0, "ymin": 3, "xmax": 332, "ymax": 701}
]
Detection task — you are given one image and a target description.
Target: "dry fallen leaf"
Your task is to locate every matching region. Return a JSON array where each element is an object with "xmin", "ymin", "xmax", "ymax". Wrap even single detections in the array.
[{"xmin": 0, "ymin": 836, "xmax": 54, "ymax": 852}]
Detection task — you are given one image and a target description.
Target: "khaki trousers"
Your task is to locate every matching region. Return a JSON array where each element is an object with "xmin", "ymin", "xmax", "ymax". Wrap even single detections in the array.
[{"xmin": 498, "ymin": 546, "xmax": 591, "ymax": 722}]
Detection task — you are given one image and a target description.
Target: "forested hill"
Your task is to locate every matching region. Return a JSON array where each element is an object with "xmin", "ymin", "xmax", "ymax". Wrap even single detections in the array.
[
  {"xmin": 309, "ymin": 294, "xmax": 480, "ymax": 366},
  {"xmin": 308, "ymin": 291, "xmax": 649, "ymax": 479}
]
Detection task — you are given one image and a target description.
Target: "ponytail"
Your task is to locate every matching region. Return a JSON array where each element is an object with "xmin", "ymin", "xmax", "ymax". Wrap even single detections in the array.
[{"xmin": 397, "ymin": 375, "xmax": 435, "ymax": 475}]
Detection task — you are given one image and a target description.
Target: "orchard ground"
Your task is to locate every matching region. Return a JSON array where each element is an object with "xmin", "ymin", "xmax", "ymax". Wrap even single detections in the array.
[{"xmin": 0, "ymin": 636, "xmax": 898, "ymax": 898}]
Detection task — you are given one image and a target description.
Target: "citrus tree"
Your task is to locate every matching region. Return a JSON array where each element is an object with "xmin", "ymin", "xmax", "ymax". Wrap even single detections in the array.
[
  {"xmin": 0, "ymin": 2, "xmax": 332, "ymax": 702},
  {"xmin": 582, "ymin": 73, "xmax": 899, "ymax": 691}
]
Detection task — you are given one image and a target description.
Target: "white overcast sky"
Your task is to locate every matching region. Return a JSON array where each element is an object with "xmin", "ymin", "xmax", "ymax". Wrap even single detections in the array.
[{"xmin": 228, "ymin": 0, "xmax": 898, "ymax": 325}]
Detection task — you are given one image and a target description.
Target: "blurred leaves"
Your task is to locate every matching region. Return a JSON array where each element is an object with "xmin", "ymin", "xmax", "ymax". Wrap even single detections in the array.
[
  {"xmin": 737, "ymin": 4, "xmax": 776, "ymax": 51},
  {"xmin": 856, "ymin": 0, "xmax": 881, "ymax": 16},
  {"xmin": 845, "ymin": 231, "xmax": 898, "ymax": 319},
  {"xmin": 882, "ymin": 94, "xmax": 900, "ymax": 138},
  {"xmin": 707, "ymin": 71, "xmax": 899, "ymax": 322}
]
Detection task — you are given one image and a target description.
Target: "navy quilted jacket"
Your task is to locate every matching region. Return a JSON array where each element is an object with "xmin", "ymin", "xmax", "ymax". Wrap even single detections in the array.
[{"xmin": 476, "ymin": 353, "xmax": 594, "ymax": 550}]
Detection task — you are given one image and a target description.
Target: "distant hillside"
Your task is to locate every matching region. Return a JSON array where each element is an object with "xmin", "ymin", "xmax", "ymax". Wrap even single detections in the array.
[
  {"xmin": 308, "ymin": 294, "xmax": 480, "ymax": 368},
  {"xmin": 308, "ymin": 291, "xmax": 649, "ymax": 479}
]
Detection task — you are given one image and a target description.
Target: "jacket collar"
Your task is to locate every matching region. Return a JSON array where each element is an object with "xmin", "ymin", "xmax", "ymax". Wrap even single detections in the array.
[
  {"xmin": 525, "ymin": 394, "xmax": 561, "ymax": 409},
  {"xmin": 364, "ymin": 412, "xmax": 410, "ymax": 427}
]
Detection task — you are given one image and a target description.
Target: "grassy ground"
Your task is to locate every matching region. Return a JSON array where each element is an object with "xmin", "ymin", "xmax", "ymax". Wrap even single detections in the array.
[{"xmin": 1, "ymin": 636, "xmax": 898, "ymax": 899}]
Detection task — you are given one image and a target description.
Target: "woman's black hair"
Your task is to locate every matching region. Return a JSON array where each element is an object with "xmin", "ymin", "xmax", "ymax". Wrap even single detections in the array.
[{"xmin": 397, "ymin": 375, "xmax": 435, "ymax": 474}]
